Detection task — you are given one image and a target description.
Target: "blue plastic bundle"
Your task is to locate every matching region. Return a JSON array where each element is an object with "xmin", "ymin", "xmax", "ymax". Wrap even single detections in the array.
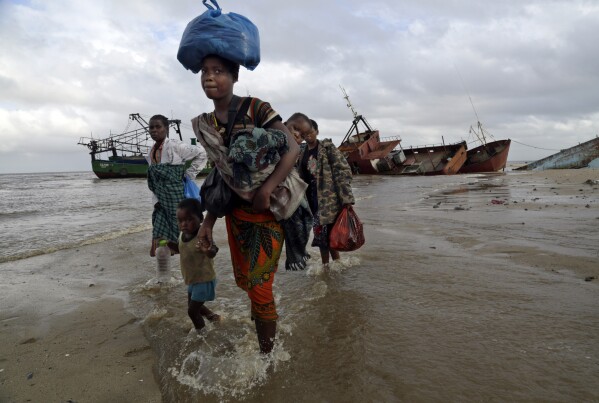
[
  {"xmin": 177, "ymin": 0, "xmax": 260, "ymax": 73},
  {"xmin": 183, "ymin": 175, "xmax": 201, "ymax": 202}
]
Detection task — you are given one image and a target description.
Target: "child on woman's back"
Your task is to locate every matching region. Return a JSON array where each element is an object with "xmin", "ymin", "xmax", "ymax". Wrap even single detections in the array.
[{"xmin": 175, "ymin": 198, "xmax": 221, "ymax": 333}]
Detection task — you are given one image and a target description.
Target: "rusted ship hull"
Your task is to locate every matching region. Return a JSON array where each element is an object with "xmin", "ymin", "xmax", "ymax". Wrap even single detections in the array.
[
  {"xmin": 341, "ymin": 147, "xmax": 380, "ymax": 175},
  {"xmin": 341, "ymin": 139, "xmax": 468, "ymax": 176},
  {"xmin": 377, "ymin": 141, "xmax": 468, "ymax": 175},
  {"xmin": 459, "ymin": 139, "xmax": 511, "ymax": 173},
  {"xmin": 336, "ymin": 89, "xmax": 465, "ymax": 176},
  {"xmin": 338, "ymin": 129, "xmax": 401, "ymax": 175}
]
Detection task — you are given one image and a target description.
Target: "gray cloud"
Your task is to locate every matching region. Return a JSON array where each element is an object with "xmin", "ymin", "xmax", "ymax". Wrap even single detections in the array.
[{"xmin": 1, "ymin": 0, "xmax": 598, "ymax": 173}]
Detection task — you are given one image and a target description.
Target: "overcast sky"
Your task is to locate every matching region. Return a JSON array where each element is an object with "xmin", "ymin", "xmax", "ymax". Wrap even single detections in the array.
[{"xmin": 1, "ymin": 0, "xmax": 598, "ymax": 174}]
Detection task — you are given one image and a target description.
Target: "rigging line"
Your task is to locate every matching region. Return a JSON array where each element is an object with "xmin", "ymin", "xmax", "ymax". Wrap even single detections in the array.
[
  {"xmin": 139, "ymin": 113, "xmax": 153, "ymax": 123},
  {"xmin": 510, "ymin": 138, "xmax": 561, "ymax": 151},
  {"xmin": 470, "ymin": 125, "xmax": 496, "ymax": 142},
  {"xmin": 465, "ymin": 139, "xmax": 489, "ymax": 146},
  {"xmin": 454, "ymin": 64, "xmax": 480, "ymax": 123},
  {"xmin": 120, "ymin": 116, "xmax": 133, "ymax": 136}
]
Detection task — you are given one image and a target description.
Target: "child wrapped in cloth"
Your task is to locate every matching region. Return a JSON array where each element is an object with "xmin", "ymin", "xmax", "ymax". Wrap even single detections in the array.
[
  {"xmin": 192, "ymin": 89, "xmax": 310, "ymax": 355},
  {"xmin": 193, "ymin": 116, "xmax": 312, "ymax": 271}
]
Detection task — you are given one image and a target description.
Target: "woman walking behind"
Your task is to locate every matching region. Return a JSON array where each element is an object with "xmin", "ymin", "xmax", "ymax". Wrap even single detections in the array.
[
  {"xmin": 146, "ymin": 114, "xmax": 206, "ymax": 256},
  {"xmin": 291, "ymin": 115, "xmax": 355, "ymax": 266}
]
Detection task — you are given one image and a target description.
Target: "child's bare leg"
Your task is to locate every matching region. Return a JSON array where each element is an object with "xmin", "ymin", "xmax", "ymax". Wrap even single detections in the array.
[
  {"xmin": 319, "ymin": 247, "xmax": 330, "ymax": 264},
  {"xmin": 187, "ymin": 295, "xmax": 206, "ymax": 330},
  {"xmin": 199, "ymin": 305, "xmax": 221, "ymax": 322},
  {"xmin": 331, "ymin": 250, "xmax": 340, "ymax": 261}
]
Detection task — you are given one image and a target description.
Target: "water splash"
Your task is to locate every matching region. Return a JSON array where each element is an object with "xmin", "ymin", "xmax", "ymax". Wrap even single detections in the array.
[
  {"xmin": 142, "ymin": 308, "xmax": 169, "ymax": 326},
  {"xmin": 170, "ymin": 322, "xmax": 290, "ymax": 400},
  {"xmin": 306, "ymin": 256, "xmax": 361, "ymax": 277}
]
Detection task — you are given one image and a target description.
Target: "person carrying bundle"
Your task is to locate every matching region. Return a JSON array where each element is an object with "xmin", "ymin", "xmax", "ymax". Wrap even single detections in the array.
[{"xmin": 178, "ymin": 0, "xmax": 305, "ymax": 354}]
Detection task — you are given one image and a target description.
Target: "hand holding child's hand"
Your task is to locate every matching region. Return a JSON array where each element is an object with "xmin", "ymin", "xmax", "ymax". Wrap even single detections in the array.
[
  {"xmin": 196, "ymin": 220, "xmax": 218, "ymax": 258},
  {"xmin": 252, "ymin": 186, "xmax": 271, "ymax": 213},
  {"xmin": 197, "ymin": 221, "xmax": 212, "ymax": 248},
  {"xmin": 196, "ymin": 238, "xmax": 211, "ymax": 253}
]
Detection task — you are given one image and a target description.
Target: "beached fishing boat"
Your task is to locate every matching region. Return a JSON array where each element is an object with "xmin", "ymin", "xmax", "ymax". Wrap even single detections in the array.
[
  {"xmin": 459, "ymin": 139, "xmax": 511, "ymax": 173},
  {"xmin": 78, "ymin": 114, "xmax": 209, "ymax": 179},
  {"xmin": 336, "ymin": 87, "xmax": 400, "ymax": 174},
  {"xmin": 337, "ymin": 88, "xmax": 467, "ymax": 175},
  {"xmin": 78, "ymin": 114, "xmax": 176, "ymax": 179},
  {"xmin": 453, "ymin": 74, "xmax": 512, "ymax": 173},
  {"xmin": 337, "ymin": 115, "xmax": 401, "ymax": 175},
  {"xmin": 458, "ymin": 122, "xmax": 511, "ymax": 173},
  {"xmin": 515, "ymin": 136, "xmax": 599, "ymax": 171}
]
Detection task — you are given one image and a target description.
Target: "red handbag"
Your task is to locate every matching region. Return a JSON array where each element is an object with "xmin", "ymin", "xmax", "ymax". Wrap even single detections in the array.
[{"xmin": 329, "ymin": 205, "xmax": 365, "ymax": 251}]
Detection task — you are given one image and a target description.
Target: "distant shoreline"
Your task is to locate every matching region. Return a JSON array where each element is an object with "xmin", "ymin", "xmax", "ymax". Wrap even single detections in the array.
[{"xmin": 1, "ymin": 163, "xmax": 597, "ymax": 176}]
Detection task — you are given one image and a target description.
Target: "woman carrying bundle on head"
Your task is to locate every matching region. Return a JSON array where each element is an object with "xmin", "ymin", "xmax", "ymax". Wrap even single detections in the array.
[
  {"xmin": 178, "ymin": 0, "xmax": 313, "ymax": 354},
  {"xmin": 191, "ymin": 54, "xmax": 305, "ymax": 355}
]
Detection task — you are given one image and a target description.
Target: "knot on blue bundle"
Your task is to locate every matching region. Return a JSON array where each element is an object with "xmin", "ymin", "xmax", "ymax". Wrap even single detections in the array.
[{"xmin": 177, "ymin": 0, "xmax": 260, "ymax": 73}]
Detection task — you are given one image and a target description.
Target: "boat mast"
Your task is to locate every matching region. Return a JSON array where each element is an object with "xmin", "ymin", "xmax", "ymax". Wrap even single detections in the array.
[
  {"xmin": 342, "ymin": 85, "xmax": 359, "ymax": 120},
  {"xmin": 340, "ymin": 85, "xmax": 374, "ymax": 143},
  {"xmin": 456, "ymin": 65, "xmax": 489, "ymax": 147},
  {"xmin": 469, "ymin": 120, "xmax": 487, "ymax": 145},
  {"xmin": 464, "ymin": 85, "xmax": 488, "ymax": 146}
]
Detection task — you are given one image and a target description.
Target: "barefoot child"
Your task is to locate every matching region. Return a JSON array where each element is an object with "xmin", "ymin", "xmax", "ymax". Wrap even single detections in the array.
[{"xmin": 175, "ymin": 198, "xmax": 220, "ymax": 333}]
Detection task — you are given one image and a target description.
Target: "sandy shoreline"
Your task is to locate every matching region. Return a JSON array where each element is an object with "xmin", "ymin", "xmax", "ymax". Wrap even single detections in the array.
[
  {"xmin": 421, "ymin": 168, "xmax": 599, "ymax": 281},
  {"xmin": 0, "ymin": 232, "xmax": 162, "ymax": 402},
  {"xmin": 1, "ymin": 168, "xmax": 597, "ymax": 402}
]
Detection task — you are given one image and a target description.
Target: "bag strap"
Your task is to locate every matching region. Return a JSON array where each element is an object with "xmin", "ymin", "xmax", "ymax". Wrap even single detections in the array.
[
  {"xmin": 225, "ymin": 96, "xmax": 253, "ymax": 138},
  {"xmin": 225, "ymin": 95, "xmax": 241, "ymax": 139},
  {"xmin": 203, "ymin": 0, "xmax": 221, "ymax": 11}
]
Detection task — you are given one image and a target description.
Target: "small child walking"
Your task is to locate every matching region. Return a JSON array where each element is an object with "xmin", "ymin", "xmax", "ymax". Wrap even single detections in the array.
[{"xmin": 175, "ymin": 198, "xmax": 221, "ymax": 333}]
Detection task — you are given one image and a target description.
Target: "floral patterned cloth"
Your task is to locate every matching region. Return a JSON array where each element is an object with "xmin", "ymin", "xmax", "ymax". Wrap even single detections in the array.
[
  {"xmin": 190, "ymin": 97, "xmax": 313, "ymax": 320},
  {"xmin": 226, "ymin": 205, "xmax": 282, "ymax": 321},
  {"xmin": 227, "ymin": 127, "xmax": 312, "ymax": 269},
  {"xmin": 228, "ymin": 127, "xmax": 288, "ymax": 188},
  {"xmin": 192, "ymin": 116, "xmax": 307, "ymax": 221}
]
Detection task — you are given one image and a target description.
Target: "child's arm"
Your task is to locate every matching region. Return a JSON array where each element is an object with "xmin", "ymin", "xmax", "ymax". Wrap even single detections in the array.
[
  {"xmin": 196, "ymin": 239, "xmax": 218, "ymax": 258},
  {"xmin": 168, "ymin": 240, "xmax": 180, "ymax": 254},
  {"xmin": 206, "ymin": 243, "xmax": 219, "ymax": 259},
  {"xmin": 196, "ymin": 212, "xmax": 218, "ymax": 258}
]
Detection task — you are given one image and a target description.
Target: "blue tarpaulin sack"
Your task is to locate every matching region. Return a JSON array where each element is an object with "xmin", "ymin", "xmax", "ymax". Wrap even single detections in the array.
[
  {"xmin": 183, "ymin": 175, "xmax": 202, "ymax": 202},
  {"xmin": 177, "ymin": 0, "xmax": 260, "ymax": 73}
]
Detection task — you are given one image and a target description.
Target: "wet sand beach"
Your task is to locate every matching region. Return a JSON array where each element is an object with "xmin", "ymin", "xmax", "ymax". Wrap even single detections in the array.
[
  {"xmin": 415, "ymin": 168, "xmax": 599, "ymax": 281},
  {"xmin": 0, "ymin": 233, "xmax": 162, "ymax": 402},
  {"xmin": 1, "ymin": 168, "xmax": 597, "ymax": 402}
]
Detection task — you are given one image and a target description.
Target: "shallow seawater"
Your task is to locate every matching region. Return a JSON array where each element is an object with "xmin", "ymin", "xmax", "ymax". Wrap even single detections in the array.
[
  {"xmin": 128, "ymin": 173, "xmax": 598, "ymax": 402},
  {"xmin": 3, "ymin": 171, "xmax": 597, "ymax": 401},
  {"xmin": 0, "ymin": 172, "xmax": 153, "ymax": 263}
]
